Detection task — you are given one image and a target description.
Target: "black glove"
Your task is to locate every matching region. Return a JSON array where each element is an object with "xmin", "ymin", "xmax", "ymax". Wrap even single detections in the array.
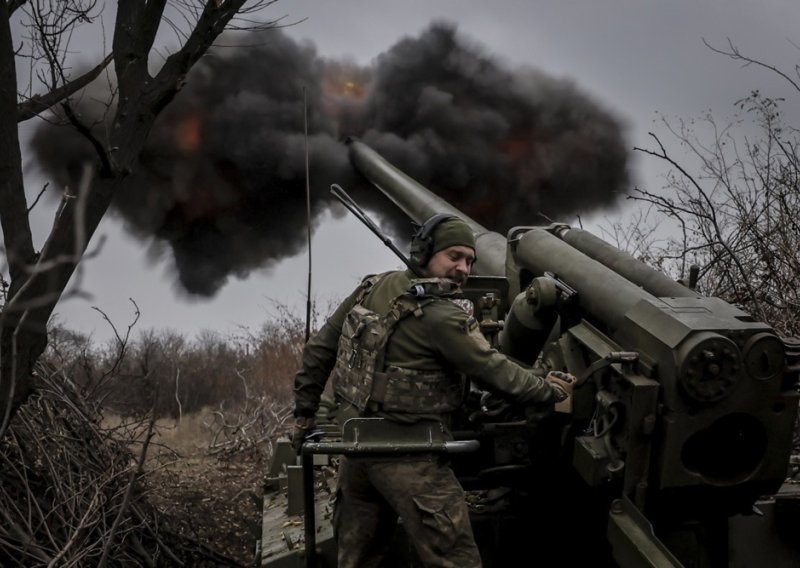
[
  {"xmin": 291, "ymin": 416, "xmax": 315, "ymax": 454},
  {"xmin": 545, "ymin": 371, "xmax": 576, "ymax": 401},
  {"xmin": 525, "ymin": 371, "xmax": 577, "ymax": 423}
]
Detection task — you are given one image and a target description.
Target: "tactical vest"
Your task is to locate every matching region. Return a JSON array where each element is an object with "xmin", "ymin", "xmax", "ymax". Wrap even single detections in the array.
[{"xmin": 333, "ymin": 275, "xmax": 466, "ymax": 414}]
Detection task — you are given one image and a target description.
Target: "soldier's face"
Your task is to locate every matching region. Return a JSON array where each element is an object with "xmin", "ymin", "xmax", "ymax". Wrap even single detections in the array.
[{"xmin": 424, "ymin": 245, "xmax": 475, "ymax": 286}]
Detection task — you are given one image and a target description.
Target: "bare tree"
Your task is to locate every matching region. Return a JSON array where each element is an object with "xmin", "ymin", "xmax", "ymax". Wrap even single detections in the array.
[
  {"xmin": 0, "ymin": 1, "xmax": 285, "ymax": 434},
  {"xmin": 623, "ymin": 41, "xmax": 800, "ymax": 336}
]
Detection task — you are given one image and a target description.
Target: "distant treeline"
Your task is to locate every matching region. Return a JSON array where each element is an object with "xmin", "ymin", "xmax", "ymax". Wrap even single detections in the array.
[{"xmin": 44, "ymin": 306, "xmax": 309, "ymax": 418}]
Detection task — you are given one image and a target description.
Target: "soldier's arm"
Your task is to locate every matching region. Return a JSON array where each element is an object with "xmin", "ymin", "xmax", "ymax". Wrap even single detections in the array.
[
  {"xmin": 292, "ymin": 285, "xmax": 362, "ymax": 417},
  {"xmin": 425, "ymin": 302, "xmax": 556, "ymax": 405}
]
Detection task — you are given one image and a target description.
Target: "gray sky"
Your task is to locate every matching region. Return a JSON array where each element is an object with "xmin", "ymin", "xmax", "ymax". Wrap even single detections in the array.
[{"xmin": 16, "ymin": 0, "xmax": 800, "ymax": 342}]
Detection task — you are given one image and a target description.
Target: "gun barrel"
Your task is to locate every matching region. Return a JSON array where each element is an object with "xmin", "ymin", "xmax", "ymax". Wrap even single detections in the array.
[
  {"xmin": 348, "ymin": 138, "xmax": 506, "ymax": 276},
  {"xmin": 556, "ymin": 227, "xmax": 698, "ymax": 299},
  {"xmin": 516, "ymin": 228, "xmax": 657, "ymax": 331}
]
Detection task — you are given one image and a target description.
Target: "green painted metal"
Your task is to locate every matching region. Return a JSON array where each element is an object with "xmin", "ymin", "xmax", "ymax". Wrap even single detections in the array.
[{"xmin": 260, "ymin": 140, "xmax": 800, "ymax": 568}]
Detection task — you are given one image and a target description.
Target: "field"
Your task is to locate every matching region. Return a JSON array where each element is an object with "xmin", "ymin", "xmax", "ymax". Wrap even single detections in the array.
[{"xmin": 142, "ymin": 411, "xmax": 277, "ymax": 565}]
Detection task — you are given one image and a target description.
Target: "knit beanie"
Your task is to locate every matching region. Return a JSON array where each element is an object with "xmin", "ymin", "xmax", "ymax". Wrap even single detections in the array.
[{"xmin": 431, "ymin": 217, "xmax": 476, "ymax": 254}]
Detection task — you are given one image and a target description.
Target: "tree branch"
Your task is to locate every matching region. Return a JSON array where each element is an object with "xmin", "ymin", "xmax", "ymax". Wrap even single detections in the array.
[
  {"xmin": 704, "ymin": 37, "xmax": 800, "ymax": 94},
  {"xmin": 153, "ymin": 0, "xmax": 249, "ymax": 109},
  {"xmin": 8, "ymin": 0, "xmax": 28, "ymax": 17},
  {"xmin": 17, "ymin": 52, "xmax": 113, "ymax": 122},
  {"xmin": 61, "ymin": 100, "xmax": 112, "ymax": 176}
]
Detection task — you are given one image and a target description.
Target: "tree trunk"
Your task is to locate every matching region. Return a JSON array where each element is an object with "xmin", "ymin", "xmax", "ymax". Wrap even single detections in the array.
[
  {"xmin": 0, "ymin": 0, "xmax": 254, "ymax": 431},
  {"xmin": 0, "ymin": 1, "xmax": 39, "ymax": 431}
]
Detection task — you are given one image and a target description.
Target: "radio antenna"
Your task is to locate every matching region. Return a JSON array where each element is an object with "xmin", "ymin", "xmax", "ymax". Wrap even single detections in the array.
[
  {"xmin": 303, "ymin": 88, "xmax": 313, "ymax": 343},
  {"xmin": 330, "ymin": 183, "xmax": 423, "ymax": 277}
]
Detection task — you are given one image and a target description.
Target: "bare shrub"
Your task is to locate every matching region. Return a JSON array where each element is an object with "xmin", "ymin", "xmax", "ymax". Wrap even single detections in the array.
[
  {"xmin": 613, "ymin": 43, "xmax": 800, "ymax": 336},
  {"xmin": 200, "ymin": 302, "xmax": 316, "ymax": 460},
  {"xmin": 40, "ymin": 300, "xmax": 313, "ymax": 463},
  {"xmin": 204, "ymin": 378, "xmax": 293, "ymax": 461},
  {"xmin": 235, "ymin": 301, "xmax": 312, "ymax": 404},
  {"xmin": 0, "ymin": 363, "xmax": 162, "ymax": 566}
]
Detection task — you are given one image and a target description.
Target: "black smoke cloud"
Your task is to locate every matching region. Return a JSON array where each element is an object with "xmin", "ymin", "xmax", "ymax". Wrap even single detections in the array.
[{"xmin": 30, "ymin": 23, "xmax": 629, "ymax": 296}]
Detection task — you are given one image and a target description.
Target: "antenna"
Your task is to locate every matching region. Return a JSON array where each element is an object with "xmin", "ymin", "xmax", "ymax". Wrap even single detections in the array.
[
  {"xmin": 330, "ymin": 183, "xmax": 424, "ymax": 277},
  {"xmin": 303, "ymin": 88, "xmax": 312, "ymax": 343}
]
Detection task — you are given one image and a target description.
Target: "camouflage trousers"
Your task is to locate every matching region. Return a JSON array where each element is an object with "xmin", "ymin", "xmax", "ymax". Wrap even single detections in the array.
[{"xmin": 333, "ymin": 456, "xmax": 482, "ymax": 568}]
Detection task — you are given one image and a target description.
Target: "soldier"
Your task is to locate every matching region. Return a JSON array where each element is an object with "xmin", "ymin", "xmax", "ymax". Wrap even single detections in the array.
[{"xmin": 292, "ymin": 214, "xmax": 574, "ymax": 568}]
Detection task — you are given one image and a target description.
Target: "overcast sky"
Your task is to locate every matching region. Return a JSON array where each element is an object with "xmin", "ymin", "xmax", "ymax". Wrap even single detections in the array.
[{"xmin": 15, "ymin": 0, "xmax": 800, "ymax": 342}]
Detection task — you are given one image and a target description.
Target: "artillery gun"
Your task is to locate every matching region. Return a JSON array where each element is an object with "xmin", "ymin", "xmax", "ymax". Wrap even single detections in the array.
[{"xmin": 261, "ymin": 140, "xmax": 800, "ymax": 567}]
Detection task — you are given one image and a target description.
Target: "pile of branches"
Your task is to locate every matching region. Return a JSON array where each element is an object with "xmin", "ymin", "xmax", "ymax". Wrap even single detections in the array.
[
  {"xmin": 0, "ymin": 363, "xmax": 157, "ymax": 566},
  {"xmin": 204, "ymin": 371, "xmax": 292, "ymax": 461},
  {"xmin": 0, "ymin": 363, "xmax": 237, "ymax": 567}
]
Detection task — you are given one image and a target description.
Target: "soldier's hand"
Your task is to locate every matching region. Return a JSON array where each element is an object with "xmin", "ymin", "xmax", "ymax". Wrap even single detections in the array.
[
  {"xmin": 291, "ymin": 416, "xmax": 315, "ymax": 454},
  {"xmin": 545, "ymin": 371, "xmax": 575, "ymax": 401}
]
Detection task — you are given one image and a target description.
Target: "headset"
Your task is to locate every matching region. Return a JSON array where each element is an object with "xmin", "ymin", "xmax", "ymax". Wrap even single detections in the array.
[{"xmin": 409, "ymin": 213, "xmax": 457, "ymax": 268}]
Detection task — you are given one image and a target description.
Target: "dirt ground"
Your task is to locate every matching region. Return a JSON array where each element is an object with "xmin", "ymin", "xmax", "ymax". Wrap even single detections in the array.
[{"xmin": 142, "ymin": 416, "xmax": 275, "ymax": 566}]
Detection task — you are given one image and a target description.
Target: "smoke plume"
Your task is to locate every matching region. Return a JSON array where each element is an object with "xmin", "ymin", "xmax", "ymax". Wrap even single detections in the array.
[{"xmin": 30, "ymin": 23, "xmax": 629, "ymax": 296}]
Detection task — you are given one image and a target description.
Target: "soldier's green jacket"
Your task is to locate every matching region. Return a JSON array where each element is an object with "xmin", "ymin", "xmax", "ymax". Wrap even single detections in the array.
[{"xmin": 294, "ymin": 270, "xmax": 556, "ymax": 423}]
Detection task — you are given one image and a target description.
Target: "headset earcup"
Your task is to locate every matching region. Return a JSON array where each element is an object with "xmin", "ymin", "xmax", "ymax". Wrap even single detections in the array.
[
  {"xmin": 409, "ymin": 213, "xmax": 455, "ymax": 269},
  {"xmin": 409, "ymin": 236, "xmax": 430, "ymax": 267}
]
